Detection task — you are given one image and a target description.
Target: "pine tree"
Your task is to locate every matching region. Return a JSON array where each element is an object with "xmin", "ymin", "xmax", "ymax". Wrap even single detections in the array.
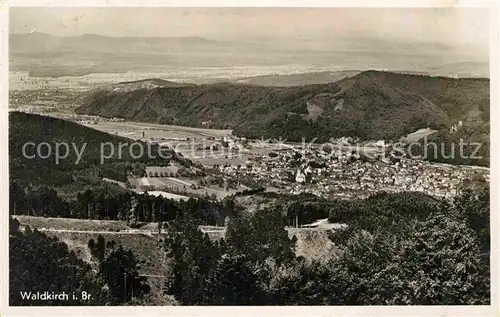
[
  {"xmin": 99, "ymin": 246, "xmax": 151, "ymax": 304},
  {"xmin": 10, "ymin": 223, "xmax": 108, "ymax": 306},
  {"xmin": 127, "ymin": 196, "xmax": 139, "ymax": 227}
]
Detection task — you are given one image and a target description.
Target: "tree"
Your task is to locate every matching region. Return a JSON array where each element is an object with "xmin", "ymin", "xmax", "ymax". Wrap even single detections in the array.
[
  {"xmin": 267, "ymin": 258, "xmax": 332, "ymax": 305},
  {"xmin": 390, "ymin": 213, "xmax": 488, "ymax": 304},
  {"xmin": 80, "ymin": 189, "xmax": 94, "ymax": 220},
  {"xmin": 330, "ymin": 213, "xmax": 490, "ymax": 305},
  {"xmin": 226, "ymin": 209, "xmax": 296, "ymax": 266},
  {"xmin": 249, "ymin": 208, "xmax": 296, "ymax": 265},
  {"xmin": 226, "ymin": 216, "xmax": 251, "ymax": 254},
  {"xmin": 202, "ymin": 253, "xmax": 264, "ymax": 305},
  {"xmin": 10, "ymin": 217, "xmax": 20, "ymax": 233},
  {"xmin": 99, "ymin": 246, "xmax": 151, "ymax": 304},
  {"xmin": 88, "ymin": 234, "xmax": 107, "ymax": 263},
  {"xmin": 127, "ymin": 196, "xmax": 139, "ymax": 227},
  {"xmin": 10, "ymin": 223, "xmax": 108, "ymax": 306},
  {"xmin": 95, "ymin": 193, "xmax": 105, "ymax": 220},
  {"xmin": 163, "ymin": 218, "xmax": 220, "ymax": 305},
  {"xmin": 87, "ymin": 236, "xmax": 150, "ymax": 305},
  {"xmin": 9, "ymin": 182, "xmax": 26, "ymax": 215},
  {"xmin": 328, "ymin": 230, "xmax": 394, "ymax": 305},
  {"xmin": 453, "ymin": 186, "xmax": 489, "ymax": 253}
]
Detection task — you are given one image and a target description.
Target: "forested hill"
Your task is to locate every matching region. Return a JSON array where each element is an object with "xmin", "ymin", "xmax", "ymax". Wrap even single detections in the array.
[
  {"xmin": 75, "ymin": 71, "xmax": 490, "ymax": 142},
  {"xmin": 356, "ymin": 71, "xmax": 490, "ymax": 122},
  {"xmin": 9, "ymin": 112, "xmax": 190, "ymax": 187}
]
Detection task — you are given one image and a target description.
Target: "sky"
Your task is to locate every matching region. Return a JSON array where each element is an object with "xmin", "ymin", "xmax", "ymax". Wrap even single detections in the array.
[{"xmin": 10, "ymin": 7, "xmax": 489, "ymax": 54}]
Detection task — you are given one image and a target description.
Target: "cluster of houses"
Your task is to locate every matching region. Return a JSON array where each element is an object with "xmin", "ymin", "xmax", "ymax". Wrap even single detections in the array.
[{"xmin": 213, "ymin": 146, "xmax": 488, "ymax": 200}]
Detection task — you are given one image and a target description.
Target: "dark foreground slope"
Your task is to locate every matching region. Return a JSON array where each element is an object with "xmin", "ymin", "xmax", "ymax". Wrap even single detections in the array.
[{"xmin": 75, "ymin": 71, "xmax": 489, "ymax": 142}]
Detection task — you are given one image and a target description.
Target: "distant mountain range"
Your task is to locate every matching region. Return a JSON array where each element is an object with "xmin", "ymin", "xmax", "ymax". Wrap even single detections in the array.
[
  {"xmin": 75, "ymin": 71, "xmax": 489, "ymax": 143},
  {"xmin": 229, "ymin": 70, "xmax": 362, "ymax": 86},
  {"xmin": 10, "ymin": 32, "xmax": 222, "ymax": 53}
]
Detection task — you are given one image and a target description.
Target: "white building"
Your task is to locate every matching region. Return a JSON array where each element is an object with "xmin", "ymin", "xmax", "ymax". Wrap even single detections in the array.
[{"xmin": 295, "ymin": 170, "xmax": 306, "ymax": 183}]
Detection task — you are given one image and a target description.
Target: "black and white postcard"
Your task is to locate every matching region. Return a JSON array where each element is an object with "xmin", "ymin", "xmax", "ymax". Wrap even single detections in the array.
[{"xmin": 1, "ymin": 2, "xmax": 498, "ymax": 316}]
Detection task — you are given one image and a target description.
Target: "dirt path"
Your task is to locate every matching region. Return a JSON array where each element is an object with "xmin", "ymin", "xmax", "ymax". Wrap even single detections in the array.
[
  {"xmin": 15, "ymin": 215, "xmax": 344, "ymax": 237},
  {"xmin": 20, "ymin": 227, "xmax": 226, "ymax": 235}
]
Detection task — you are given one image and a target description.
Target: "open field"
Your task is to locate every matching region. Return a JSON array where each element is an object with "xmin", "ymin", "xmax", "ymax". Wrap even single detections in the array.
[
  {"xmin": 130, "ymin": 177, "xmax": 194, "ymax": 189},
  {"xmin": 127, "ymin": 175, "xmax": 249, "ymax": 200},
  {"xmin": 402, "ymin": 128, "xmax": 439, "ymax": 143},
  {"xmin": 82, "ymin": 120, "xmax": 233, "ymax": 140},
  {"xmin": 184, "ymin": 154, "xmax": 248, "ymax": 167},
  {"xmin": 185, "ymin": 186, "xmax": 242, "ymax": 199},
  {"xmin": 102, "ymin": 177, "xmax": 127, "ymax": 188},
  {"xmin": 135, "ymin": 190, "xmax": 190, "ymax": 200},
  {"xmin": 15, "ymin": 215, "xmax": 132, "ymax": 232}
]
